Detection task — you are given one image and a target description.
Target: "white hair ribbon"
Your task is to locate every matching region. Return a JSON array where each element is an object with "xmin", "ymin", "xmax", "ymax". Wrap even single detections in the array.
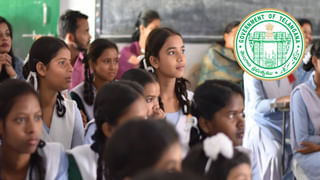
[
  {"xmin": 303, "ymin": 45, "xmax": 312, "ymax": 64},
  {"xmin": 143, "ymin": 58, "xmax": 154, "ymax": 73},
  {"xmin": 26, "ymin": 71, "xmax": 38, "ymax": 91},
  {"xmin": 203, "ymin": 133, "xmax": 234, "ymax": 173}
]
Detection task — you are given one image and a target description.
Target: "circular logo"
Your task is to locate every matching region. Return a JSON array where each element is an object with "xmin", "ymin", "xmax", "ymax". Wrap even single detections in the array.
[{"xmin": 234, "ymin": 8, "xmax": 305, "ymax": 80}]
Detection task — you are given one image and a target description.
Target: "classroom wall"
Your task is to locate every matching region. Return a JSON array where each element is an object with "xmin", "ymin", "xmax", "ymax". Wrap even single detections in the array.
[{"xmin": 59, "ymin": 0, "xmax": 212, "ymax": 78}]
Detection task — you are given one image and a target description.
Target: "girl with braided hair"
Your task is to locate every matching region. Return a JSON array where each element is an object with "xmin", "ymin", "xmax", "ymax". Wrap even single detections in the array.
[
  {"xmin": 140, "ymin": 27, "xmax": 193, "ymax": 157},
  {"xmin": 23, "ymin": 36, "xmax": 84, "ymax": 149},
  {"xmin": 70, "ymin": 38, "xmax": 119, "ymax": 123},
  {"xmin": 68, "ymin": 80, "xmax": 148, "ymax": 180},
  {"xmin": 0, "ymin": 79, "xmax": 68, "ymax": 180}
]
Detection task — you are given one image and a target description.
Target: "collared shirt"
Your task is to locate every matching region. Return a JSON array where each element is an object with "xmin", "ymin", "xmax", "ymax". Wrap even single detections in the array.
[
  {"xmin": 70, "ymin": 52, "xmax": 85, "ymax": 90},
  {"xmin": 290, "ymin": 73, "xmax": 320, "ymax": 179}
]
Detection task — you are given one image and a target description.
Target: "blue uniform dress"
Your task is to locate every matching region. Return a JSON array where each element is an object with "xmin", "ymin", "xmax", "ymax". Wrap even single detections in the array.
[
  {"xmin": 243, "ymin": 73, "xmax": 295, "ymax": 180},
  {"xmin": 165, "ymin": 91, "xmax": 194, "ymax": 158},
  {"xmin": 290, "ymin": 73, "xmax": 320, "ymax": 180}
]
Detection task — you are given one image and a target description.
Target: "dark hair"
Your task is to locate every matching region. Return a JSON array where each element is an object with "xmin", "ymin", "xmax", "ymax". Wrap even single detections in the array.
[
  {"xmin": 182, "ymin": 144, "xmax": 250, "ymax": 180},
  {"xmin": 297, "ymin": 18, "xmax": 313, "ymax": 30},
  {"xmin": 140, "ymin": 27, "xmax": 190, "ymax": 115},
  {"xmin": 218, "ymin": 21, "xmax": 240, "ymax": 46},
  {"xmin": 122, "ymin": 68, "xmax": 165, "ymax": 111},
  {"xmin": 303, "ymin": 40, "xmax": 320, "ymax": 71},
  {"xmin": 122, "ymin": 68, "xmax": 157, "ymax": 87},
  {"xmin": 83, "ymin": 38, "xmax": 118, "ymax": 105},
  {"xmin": 91, "ymin": 80, "xmax": 144, "ymax": 180},
  {"xmin": 132, "ymin": 10, "xmax": 160, "ymax": 42},
  {"xmin": 133, "ymin": 170, "xmax": 200, "ymax": 180},
  {"xmin": 223, "ymin": 21, "xmax": 240, "ymax": 34},
  {"xmin": 23, "ymin": 36, "xmax": 69, "ymax": 117},
  {"xmin": 189, "ymin": 80, "xmax": 243, "ymax": 146},
  {"xmin": 58, "ymin": 10, "xmax": 88, "ymax": 39},
  {"xmin": 0, "ymin": 16, "xmax": 15, "ymax": 82},
  {"xmin": 0, "ymin": 79, "xmax": 46, "ymax": 180},
  {"xmin": 104, "ymin": 119, "xmax": 179, "ymax": 180}
]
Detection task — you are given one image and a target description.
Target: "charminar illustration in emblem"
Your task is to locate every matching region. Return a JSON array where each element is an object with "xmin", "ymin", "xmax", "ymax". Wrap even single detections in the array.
[{"xmin": 234, "ymin": 8, "xmax": 305, "ymax": 80}]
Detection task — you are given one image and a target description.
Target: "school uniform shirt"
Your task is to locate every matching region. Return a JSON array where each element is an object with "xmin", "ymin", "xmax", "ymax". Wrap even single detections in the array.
[
  {"xmin": 84, "ymin": 119, "xmax": 96, "ymax": 144},
  {"xmin": 27, "ymin": 142, "xmax": 68, "ymax": 180},
  {"xmin": 41, "ymin": 97, "xmax": 85, "ymax": 149},
  {"xmin": 197, "ymin": 43, "xmax": 243, "ymax": 85},
  {"xmin": 70, "ymin": 52, "xmax": 85, "ymax": 90},
  {"xmin": 243, "ymin": 72, "xmax": 295, "ymax": 180},
  {"xmin": 70, "ymin": 82, "xmax": 96, "ymax": 121},
  {"xmin": 165, "ymin": 91, "xmax": 194, "ymax": 157},
  {"xmin": 290, "ymin": 73, "xmax": 320, "ymax": 180},
  {"xmin": 68, "ymin": 144, "xmax": 98, "ymax": 180},
  {"xmin": 295, "ymin": 45, "xmax": 313, "ymax": 84},
  {"xmin": 116, "ymin": 41, "xmax": 140, "ymax": 79}
]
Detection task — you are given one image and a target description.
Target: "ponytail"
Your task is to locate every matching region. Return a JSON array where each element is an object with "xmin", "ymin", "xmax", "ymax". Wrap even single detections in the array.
[
  {"xmin": 131, "ymin": 12, "xmax": 142, "ymax": 42},
  {"xmin": 83, "ymin": 55, "xmax": 94, "ymax": 105},
  {"xmin": 175, "ymin": 78, "xmax": 190, "ymax": 115},
  {"xmin": 131, "ymin": 10, "xmax": 160, "ymax": 42}
]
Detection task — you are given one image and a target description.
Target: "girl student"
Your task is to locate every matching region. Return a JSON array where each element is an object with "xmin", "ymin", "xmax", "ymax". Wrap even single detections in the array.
[
  {"xmin": 0, "ymin": 79, "xmax": 68, "ymax": 180},
  {"xmin": 23, "ymin": 36, "xmax": 84, "ymax": 149},
  {"xmin": 183, "ymin": 133, "xmax": 251, "ymax": 180},
  {"xmin": 116, "ymin": 9, "xmax": 161, "ymax": 79},
  {"xmin": 0, "ymin": 16, "xmax": 24, "ymax": 81},
  {"xmin": 68, "ymin": 80, "xmax": 148, "ymax": 180},
  {"xmin": 140, "ymin": 27, "xmax": 193, "ymax": 156},
  {"xmin": 70, "ymin": 38, "xmax": 119, "ymax": 122},
  {"xmin": 122, "ymin": 68, "xmax": 165, "ymax": 119},
  {"xmin": 103, "ymin": 119, "xmax": 182, "ymax": 180},
  {"xmin": 188, "ymin": 79, "xmax": 245, "ymax": 147},
  {"xmin": 290, "ymin": 40, "xmax": 320, "ymax": 179}
]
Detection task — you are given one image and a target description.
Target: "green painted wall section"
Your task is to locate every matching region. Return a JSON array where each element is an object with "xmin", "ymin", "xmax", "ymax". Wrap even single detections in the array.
[{"xmin": 0, "ymin": 0, "xmax": 60, "ymax": 58}]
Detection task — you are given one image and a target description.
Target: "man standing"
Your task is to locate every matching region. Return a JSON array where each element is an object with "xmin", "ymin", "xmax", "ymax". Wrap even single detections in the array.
[{"xmin": 58, "ymin": 10, "xmax": 91, "ymax": 89}]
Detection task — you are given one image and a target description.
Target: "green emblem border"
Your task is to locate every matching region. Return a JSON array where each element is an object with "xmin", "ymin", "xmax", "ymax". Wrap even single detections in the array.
[{"xmin": 234, "ymin": 8, "xmax": 305, "ymax": 80}]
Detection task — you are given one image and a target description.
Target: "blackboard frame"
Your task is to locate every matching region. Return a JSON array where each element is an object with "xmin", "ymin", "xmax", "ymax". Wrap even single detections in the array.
[{"xmin": 95, "ymin": 0, "xmax": 320, "ymax": 43}]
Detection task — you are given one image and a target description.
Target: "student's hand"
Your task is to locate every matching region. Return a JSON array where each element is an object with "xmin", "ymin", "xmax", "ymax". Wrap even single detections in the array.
[
  {"xmin": 128, "ymin": 55, "xmax": 140, "ymax": 65},
  {"xmin": 152, "ymin": 105, "xmax": 166, "ymax": 119},
  {"xmin": 276, "ymin": 95, "xmax": 290, "ymax": 104},
  {"xmin": 296, "ymin": 142, "xmax": 320, "ymax": 154},
  {"xmin": 0, "ymin": 53, "xmax": 17, "ymax": 78}
]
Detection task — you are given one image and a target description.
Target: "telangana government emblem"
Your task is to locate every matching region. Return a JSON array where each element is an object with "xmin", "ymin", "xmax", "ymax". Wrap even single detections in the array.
[{"xmin": 234, "ymin": 9, "xmax": 305, "ymax": 80}]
